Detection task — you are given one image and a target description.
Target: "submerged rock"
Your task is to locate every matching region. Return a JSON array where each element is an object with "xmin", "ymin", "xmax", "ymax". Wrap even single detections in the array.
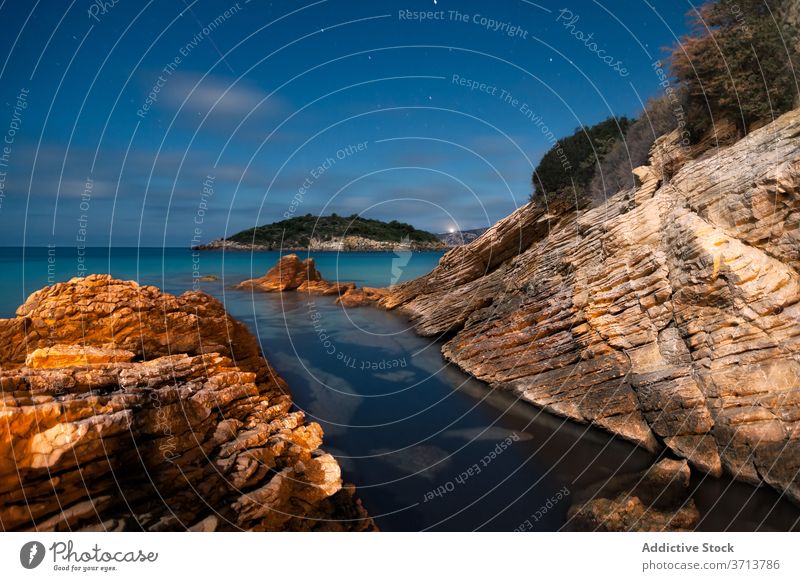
[
  {"xmin": 566, "ymin": 458, "xmax": 699, "ymax": 531},
  {"xmin": 335, "ymin": 286, "xmax": 389, "ymax": 308},
  {"xmin": 381, "ymin": 107, "xmax": 800, "ymax": 504},
  {"xmin": 0, "ymin": 274, "xmax": 374, "ymax": 531}
]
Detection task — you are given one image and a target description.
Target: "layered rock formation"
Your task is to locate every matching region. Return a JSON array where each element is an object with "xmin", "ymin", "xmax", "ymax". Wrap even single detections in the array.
[
  {"xmin": 236, "ymin": 254, "xmax": 353, "ymax": 296},
  {"xmin": 381, "ymin": 108, "xmax": 800, "ymax": 503},
  {"xmin": 0, "ymin": 275, "xmax": 373, "ymax": 531},
  {"xmin": 237, "ymin": 253, "xmax": 389, "ymax": 307},
  {"xmin": 336, "ymin": 286, "xmax": 390, "ymax": 308}
]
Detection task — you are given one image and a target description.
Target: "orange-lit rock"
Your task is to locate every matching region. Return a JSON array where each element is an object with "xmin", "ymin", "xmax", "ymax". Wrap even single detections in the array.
[
  {"xmin": 25, "ymin": 345, "xmax": 135, "ymax": 369},
  {"xmin": 0, "ymin": 275, "xmax": 374, "ymax": 532},
  {"xmin": 236, "ymin": 254, "xmax": 353, "ymax": 296},
  {"xmin": 382, "ymin": 108, "xmax": 800, "ymax": 503},
  {"xmin": 336, "ymin": 286, "xmax": 390, "ymax": 308}
]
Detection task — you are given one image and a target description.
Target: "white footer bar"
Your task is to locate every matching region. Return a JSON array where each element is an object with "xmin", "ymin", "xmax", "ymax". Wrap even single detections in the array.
[{"xmin": 1, "ymin": 532, "xmax": 797, "ymax": 580}]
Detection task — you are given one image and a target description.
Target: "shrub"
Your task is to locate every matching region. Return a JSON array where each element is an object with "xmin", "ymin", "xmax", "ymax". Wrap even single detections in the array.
[
  {"xmin": 669, "ymin": 0, "xmax": 800, "ymax": 141},
  {"xmin": 589, "ymin": 93, "xmax": 684, "ymax": 202},
  {"xmin": 530, "ymin": 0, "xmax": 799, "ymax": 206},
  {"xmin": 531, "ymin": 116, "xmax": 630, "ymax": 202}
]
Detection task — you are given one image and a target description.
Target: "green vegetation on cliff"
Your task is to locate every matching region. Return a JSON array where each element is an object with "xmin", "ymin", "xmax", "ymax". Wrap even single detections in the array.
[
  {"xmin": 531, "ymin": 0, "xmax": 799, "ymax": 205},
  {"xmin": 669, "ymin": 0, "xmax": 800, "ymax": 141},
  {"xmin": 531, "ymin": 116, "xmax": 631, "ymax": 201},
  {"xmin": 227, "ymin": 214, "xmax": 441, "ymax": 248}
]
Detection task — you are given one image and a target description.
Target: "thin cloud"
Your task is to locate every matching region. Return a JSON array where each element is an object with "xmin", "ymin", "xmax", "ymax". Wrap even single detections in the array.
[{"xmin": 162, "ymin": 73, "xmax": 291, "ymax": 119}]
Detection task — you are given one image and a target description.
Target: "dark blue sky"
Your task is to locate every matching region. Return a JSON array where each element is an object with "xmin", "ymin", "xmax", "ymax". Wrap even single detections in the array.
[{"xmin": 0, "ymin": 0, "xmax": 691, "ymax": 246}]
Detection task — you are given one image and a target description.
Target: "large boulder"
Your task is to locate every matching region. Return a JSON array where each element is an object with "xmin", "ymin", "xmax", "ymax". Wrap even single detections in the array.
[
  {"xmin": 236, "ymin": 254, "xmax": 353, "ymax": 296},
  {"xmin": 0, "ymin": 275, "xmax": 374, "ymax": 531}
]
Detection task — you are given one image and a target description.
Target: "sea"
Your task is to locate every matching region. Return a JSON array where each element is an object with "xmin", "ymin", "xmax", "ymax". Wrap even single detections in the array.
[{"xmin": 0, "ymin": 246, "xmax": 797, "ymax": 531}]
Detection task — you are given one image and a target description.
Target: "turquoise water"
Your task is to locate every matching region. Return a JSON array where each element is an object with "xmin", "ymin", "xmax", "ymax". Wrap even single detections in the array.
[
  {"xmin": 0, "ymin": 247, "xmax": 444, "ymax": 305},
  {"xmin": 1, "ymin": 247, "xmax": 797, "ymax": 531}
]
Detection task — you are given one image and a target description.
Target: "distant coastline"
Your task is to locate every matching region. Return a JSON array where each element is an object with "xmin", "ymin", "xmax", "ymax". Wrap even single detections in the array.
[
  {"xmin": 192, "ymin": 236, "xmax": 447, "ymax": 252},
  {"xmin": 192, "ymin": 214, "xmax": 472, "ymax": 252}
]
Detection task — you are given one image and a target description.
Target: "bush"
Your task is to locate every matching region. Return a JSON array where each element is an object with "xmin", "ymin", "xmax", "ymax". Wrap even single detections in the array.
[
  {"xmin": 589, "ymin": 94, "xmax": 684, "ymax": 202},
  {"xmin": 669, "ymin": 0, "xmax": 800, "ymax": 140},
  {"xmin": 531, "ymin": 116, "xmax": 631, "ymax": 202}
]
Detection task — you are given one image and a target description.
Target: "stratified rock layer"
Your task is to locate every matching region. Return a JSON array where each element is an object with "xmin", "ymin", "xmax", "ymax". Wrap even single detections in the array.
[
  {"xmin": 382, "ymin": 108, "xmax": 800, "ymax": 503},
  {"xmin": 0, "ymin": 275, "xmax": 373, "ymax": 531},
  {"xmin": 236, "ymin": 254, "xmax": 353, "ymax": 296},
  {"xmin": 336, "ymin": 286, "xmax": 389, "ymax": 308},
  {"xmin": 238, "ymin": 253, "xmax": 389, "ymax": 307}
]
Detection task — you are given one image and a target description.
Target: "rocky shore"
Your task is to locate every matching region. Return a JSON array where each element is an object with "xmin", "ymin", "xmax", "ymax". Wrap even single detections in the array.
[
  {"xmin": 223, "ymin": 108, "xmax": 800, "ymax": 530},
  {"xmin": 195, "ymin": 235, "xmax": 445, "ymax": 252},
  {"xmin": 0, "ymin": 274, "xmax": 374, "ymax": 531},
  {"xmin": 374, "ymin": 107, "xmax": 800, "ymax": 511},
  {"xmin": 236, "ymin": 253, "xmax": 353, "ymax": 295}
]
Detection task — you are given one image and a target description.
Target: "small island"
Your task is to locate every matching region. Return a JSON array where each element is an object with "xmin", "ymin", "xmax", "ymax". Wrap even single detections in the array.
[{"xmin": 194, "ymin": 214, "xmax": 447, "ymax": 251}]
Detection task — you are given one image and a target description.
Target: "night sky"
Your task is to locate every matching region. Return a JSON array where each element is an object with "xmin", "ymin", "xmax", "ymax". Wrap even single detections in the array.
[{"xmin": 0, "ymin": 0, "xmax": 691, "ymax": 246}]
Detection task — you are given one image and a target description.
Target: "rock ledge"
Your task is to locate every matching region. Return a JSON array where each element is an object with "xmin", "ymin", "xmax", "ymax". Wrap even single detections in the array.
[{"xmin": 0, "ymin": 274, "xmax": 374, "ymax": 531}]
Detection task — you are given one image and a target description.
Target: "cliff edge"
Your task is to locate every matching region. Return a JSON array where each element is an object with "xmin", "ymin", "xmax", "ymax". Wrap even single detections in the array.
[{"xmin": 381, "ymin": 108, "xmax": 800, "ymax": 504}]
